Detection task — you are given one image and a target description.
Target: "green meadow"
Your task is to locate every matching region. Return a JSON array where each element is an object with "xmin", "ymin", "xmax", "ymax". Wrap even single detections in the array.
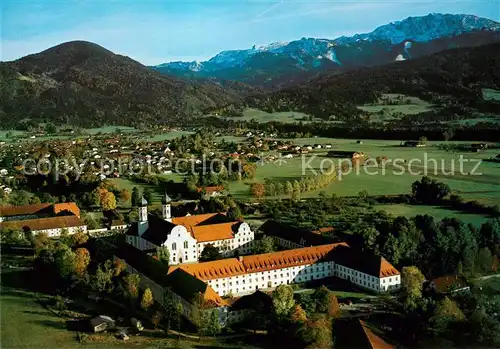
[
  {"xmin": 358, "ymin": 94, "xmax": 434, "ymax": 121},
  {"xmin": 224, "ymin": 108, "xmax": 311, "ymax": 123},
  {"xmin": 224, "ymin": 138, "xmax": 499, "ymax": 224},
  {"xmin": 482, "ymin": 88, "xmax": 500, "ymax": 101}
]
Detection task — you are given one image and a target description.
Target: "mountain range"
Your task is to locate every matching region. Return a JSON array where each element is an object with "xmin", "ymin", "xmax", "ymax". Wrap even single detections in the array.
[
  {"xmin": 153, "ymin": 13, "xmax": 500, "ymax": 87},
  {"xmin": 0, "ymin": 13, "xmax": 499, "ymax": 128}
]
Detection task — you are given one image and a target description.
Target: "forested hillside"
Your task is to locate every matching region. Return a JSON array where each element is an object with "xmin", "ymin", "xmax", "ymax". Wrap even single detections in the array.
[
  {"xmin": 0, "ymin": 41, "xmax": 256, "ymax": 128},
  {"xmin": 245, "ymin": 43, "xmax": 500, "ymax": 120}
]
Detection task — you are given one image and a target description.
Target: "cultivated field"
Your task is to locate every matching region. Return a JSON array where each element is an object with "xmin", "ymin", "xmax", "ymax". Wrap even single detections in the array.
[
  {"xmin": 225, "ymin": 108, "xmax": 312, "ymax": 123},
  {"xmin": 357, "ymin": 93, "xmax": 434, "ymax": 121},
  {"xmin": 225, "ymin": 138, "xmax": 500, "ymax": 224},
  {"xmin": 375, "ymin": 204, "xmax": 491, "ymax": 227}
]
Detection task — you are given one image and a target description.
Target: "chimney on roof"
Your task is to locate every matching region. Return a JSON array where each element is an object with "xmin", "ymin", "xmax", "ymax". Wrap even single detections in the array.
[{"xmin": 238, "ymin": 256, "xmax": 243, "ymax": 262}]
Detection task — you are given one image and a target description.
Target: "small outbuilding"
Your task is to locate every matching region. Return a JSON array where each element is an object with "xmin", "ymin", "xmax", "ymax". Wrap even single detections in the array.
[{"xmin": 89, "ymin": 315, "xmax": 115, "ymax": 333}]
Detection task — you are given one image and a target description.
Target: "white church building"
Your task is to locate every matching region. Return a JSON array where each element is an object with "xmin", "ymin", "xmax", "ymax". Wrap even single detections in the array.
[{"xmin": 126, "ymin": 194, "xmax": 255, "ymax": 265}]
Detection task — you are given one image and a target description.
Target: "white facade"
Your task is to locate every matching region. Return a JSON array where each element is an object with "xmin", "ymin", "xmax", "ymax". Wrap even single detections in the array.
[
  {"xmin": 33, "ymin": 225, "xmax": 87, "ymax": 238},
  {"xmin": 270, "ymin": 234, "xmax": 401, "ymax": 293},
  {"xmin": 164, "ymin": 225, "xmax": 198, "ymax": 264},
  {"xmin": 198, "ymin": 222, "xmax": 255, "ymax": 258},
  {"xmin": 335, "ymin": 264, "xmax": 400, "ymax": 292},
  {"xmin": 127, "ymin": 203, "xmax": 255, "ymax": 265},
  {"xmin": 205, "ymin": 261, "xmax": 336, "ymax": 297}
]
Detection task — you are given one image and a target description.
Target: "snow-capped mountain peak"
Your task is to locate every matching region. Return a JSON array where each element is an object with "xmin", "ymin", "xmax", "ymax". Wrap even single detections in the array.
[
  {"xmin": 339, "ymin": 13, "xmax": 500, "ymax": 45},
  {"xmin": 153, "ymin": 13, "xmax": 499, "ymax": 79}
]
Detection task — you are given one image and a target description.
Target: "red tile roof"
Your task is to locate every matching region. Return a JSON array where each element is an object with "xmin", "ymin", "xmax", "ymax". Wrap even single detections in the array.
[
  {"xmin": 169, "ymin": 258, "xmax": 247, "ymax": 280},
  {"xmin": 53, "ymin": 203, "xmax": 80, "ymax": 217},
  {"xmin": 359, "ymin": 320, "xmax": 395, "ymax": 349},
  {"xmin": 171, "ymin": 213, "xmax": 239, "ymax": 243},
  {"xmin": 170, "ymin": 243, "xmax": 348, "ymax": 281},
  {"xmin": 0, "ymin": 202, "xmax": 81, "ymax": 218},
  {"xmin": 379, "ymin": 258, "xmax": 400, "ymax": 278},
  {"xmin": 196, "ymin": 186, "xmax": 224, "ymax": 194},
  {"xmin": 171, "ymin": 213, "xmax": 219, "ymax": 228},
  {"xmin": 191, "ymin": 222, "xmax": 237, "ymax": 243},
  {"xmin": 0, "ymin": 203, "xmax": 52, "ymax": 217},
  {"xmin": 242, "ymin": 243, "xmax": 348, "ymax": 273},
  {"xmin": 430, "ymin": 275, "xmax": 469, "ymax": 294}
]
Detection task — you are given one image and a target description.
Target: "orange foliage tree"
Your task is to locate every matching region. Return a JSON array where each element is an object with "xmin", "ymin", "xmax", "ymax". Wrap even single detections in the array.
[
  {"xmin": 74, "ymin": 248, "xmax": 91, "ymax": 277},
  {"xmin": 251, "ymin": 183, "xmax": 266, "ymax": 198}
]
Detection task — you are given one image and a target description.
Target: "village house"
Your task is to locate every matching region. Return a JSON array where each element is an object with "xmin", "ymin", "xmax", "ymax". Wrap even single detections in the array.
[
  {"xmin": 126, "ymin": 194, "xmax": 255, "ymax": 265},
  {"xmin": 196, "ymin": 185, "xmax": 224, "ymax": 198},
  {"xmin": 425, "ymin": 275, "xmax": 470, "ymax": 295}
]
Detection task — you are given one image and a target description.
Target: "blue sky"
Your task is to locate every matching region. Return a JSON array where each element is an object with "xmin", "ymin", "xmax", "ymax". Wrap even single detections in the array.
[{"xmin": 1, "ymin": 0, "xmax": 499, "ymax": 64}]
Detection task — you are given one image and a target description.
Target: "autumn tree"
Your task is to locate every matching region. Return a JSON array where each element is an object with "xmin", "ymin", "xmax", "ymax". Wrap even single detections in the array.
[
  {"xmin": 119, "ymin": 189, "xmax": 131, "ymax": 204},
  {"xmin": 113, "ymin": 259, "xmax": 126, "ymax": 276},
  {"xmin": 290, "ymin": 304, "xmax": 308, "ymax": 324},
  {"xmin": 326, "ymin": 293, "xmax": 340, "ymax": 318},
  {"xmin": 124, "ymin": 273, "xmax": 140, "ymax": 302},
  {"xmin": 303, "ymin": 314, "xmax": 333, "ymax": 349},
  {"xmin": 251, "ymin": 183, "xmax": 266, "ymax": 199},
  {"xmin": 141, "ymin": 288, "xmax": 154, "ymax": 311},
  {"xmin": 74, "ymin": 248, "xmax": 91, "ymax": 277},
  {"xmin": 152, "ymin": 311, "xmax": 163, "ymax": 329},
  {"xmin": 71, "ymin": 230, "xmax": 89, "ymax": 246},
  {"xmin": 100, "ymin": 191, "xmax": 117, "ymax": 211}
]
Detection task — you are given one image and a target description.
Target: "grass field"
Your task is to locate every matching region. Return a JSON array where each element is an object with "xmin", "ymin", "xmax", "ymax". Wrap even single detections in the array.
[
  {"xmin": 110, "ymin": 178, "xmax": 164, "ymax": 204},
  {"xmin": 0, "ymin": 126, "xmax": 138, "ymax": 142},
  {"xmin": 0, "ymin": 289, "xmax": 86, "ymax": 349},
  {"xmin": 358, "ymin": 94, "xmax": 433, "ymax": 120},
  {"xmin": 472, "ymin": 276, "xmax": 500, "ymax": 295},
  {"xmin": 225, "ymin": 108, "xmax": 312, "ymax": 123},
  {"xmin": 1, "ymin": 287, "xmax": 252, "ymax": 349},
  {"xmin": 228, "ymin": 138, "xmax": 500, "ymax": 202},
  {"xmin": 227, "ymin": 138, "xmax": 500, "ymax": 223},
  {"xmin": 145, "ymin": 130, "xmax": 195, "ymax": 142},
  {"xmin": 375, "ymin": 204, "xmax": 491, "ymax": 226}
]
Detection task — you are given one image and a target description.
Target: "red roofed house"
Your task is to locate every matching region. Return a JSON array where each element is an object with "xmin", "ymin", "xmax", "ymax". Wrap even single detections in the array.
[
  {"xmin": 126, "ymin": 193, "xmax": 255, "ymax": 265},
  {"xmin": 426, "ymin": 275, "xmax": 470, "ymax": 295},
  {"xmin": 0, "ymin": 202, "xmax": 86, "ymax": 237},
  {"xmin": 196, "ymin": 186, "xmax": 224, "ymax": 198}
]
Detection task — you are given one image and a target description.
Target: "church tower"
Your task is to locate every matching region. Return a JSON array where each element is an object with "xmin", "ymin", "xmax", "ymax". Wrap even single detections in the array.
[
  {"xmin": 138, "ymin": 196, "xmax": 149, "ymax": 236},
  {"xmin": 162, "ymin": 192, "xmax": 172, "ymax": 222}
]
